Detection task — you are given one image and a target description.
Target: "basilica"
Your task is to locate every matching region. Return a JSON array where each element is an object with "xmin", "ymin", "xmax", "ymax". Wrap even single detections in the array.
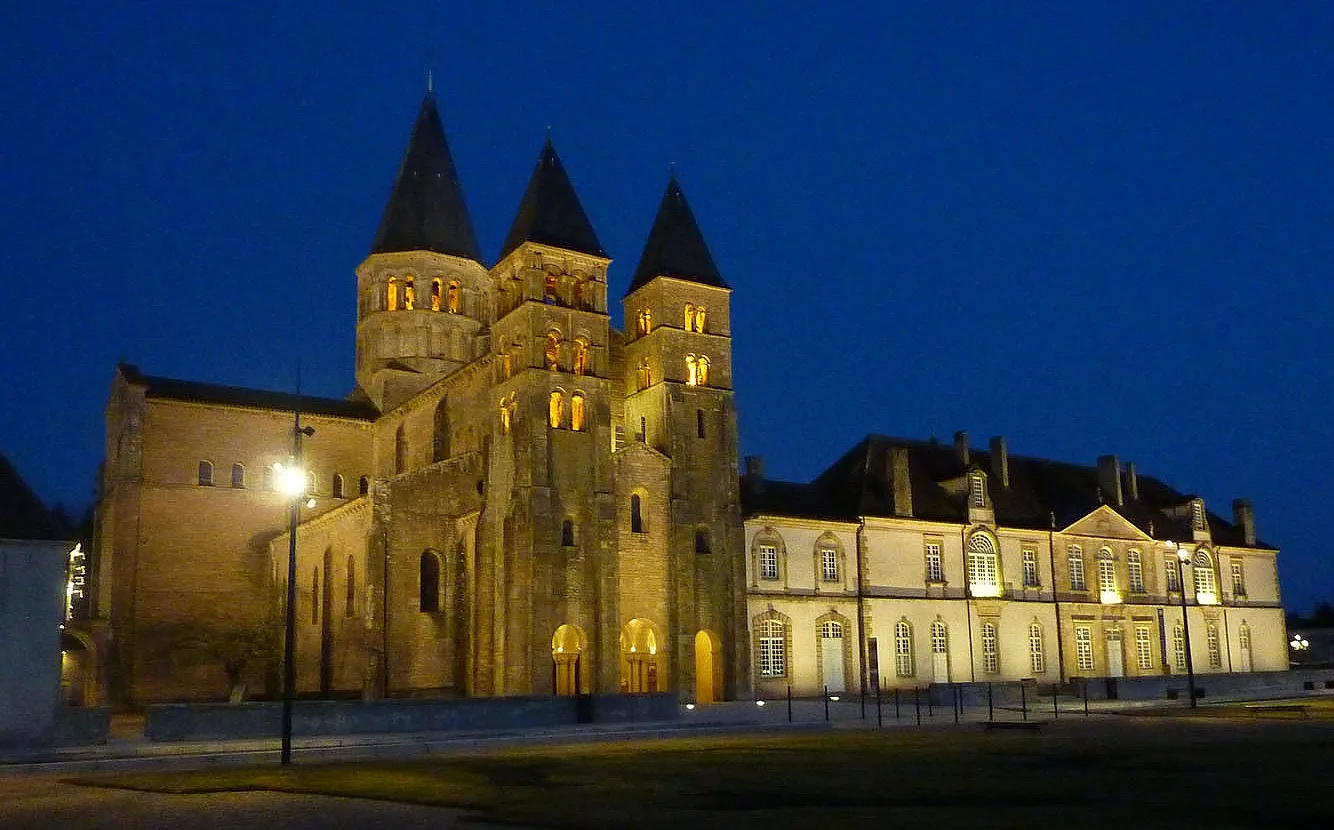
[{"xmin": 89, "ymin": 94, "xmax": 1285, "ymax": 706}]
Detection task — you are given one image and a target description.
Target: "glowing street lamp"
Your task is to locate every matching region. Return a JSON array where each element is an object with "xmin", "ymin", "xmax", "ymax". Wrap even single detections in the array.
[
  {"xmin": 278, "ymin": 418, "xmax": 314, "ymax": 766},
  {"xmin": 1166, "ymin": 541, "xmax": 1197, "ymax": 709},
  {"xmin": 1290, "ymin": 634, "xmax": 1310, "ymax": 652}
]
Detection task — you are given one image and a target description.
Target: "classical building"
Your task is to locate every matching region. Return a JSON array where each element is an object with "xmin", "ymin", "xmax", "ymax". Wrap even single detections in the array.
[
  {"xmin": 741, "ymin": 434, "xmax": 1286, "ymax": 697},
  {"xmin": 90, "ymin": 93, "xmax": 1285, "ymax": 706},
  {"xmin": 94, "ymin": 93, "xmax": 747, "ymax": 705}
]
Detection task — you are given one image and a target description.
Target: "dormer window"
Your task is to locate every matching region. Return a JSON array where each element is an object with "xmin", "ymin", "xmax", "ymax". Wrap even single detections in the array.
[
  {"xmin": 1190, "ymin": 500, "xmax": 1206, "ymax": 531},
  {"xmin": 969, "ymin": 472, "xmax": 987, "ymax": 507}
]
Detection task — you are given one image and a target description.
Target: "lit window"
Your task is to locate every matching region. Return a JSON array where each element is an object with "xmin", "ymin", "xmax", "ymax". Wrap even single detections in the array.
[
  {"xmin": 430, "ymin": 279, "xmax": 442, "ymax": 311},
  {"xmin": 403, "ymin": 278, "xmax": 415, "ymax": 309},
  {"xmin": 895, "ymin": 620, "xmax": 914, "ymax": 677},
  {"xmin": 982, "ymin": 623, "xmax": 999, "ymax": 674},
  {"xmin": 1097, "ymin": 550, "xmax": 1119, "ymax": 603},
  {"xmin": 931, "ymin": 621, "xmax": 948, "ymax": 659},
  {"xmin": 548, "ymin": 390, "xmax": 564, "ymax": 429},
  {"xmin": 1206, "ymin": 624, "xmax": 1222, "ymax": 668},
  {"xmin": 386, "ymin": 277, "xmax": 399, "ymax": 311},
  {"xmin": 571, "ymin": 393, "xmax": 586, "ymax": 431},
  {"xmin": 637, "ymin": 308, "xmax": 652, "ymax": 336},
  {"xmin": 419, "ymin": 550, "xmax": 441, "ymax": 612},
  {"xmin": 231, "ymin": 462, "xmax": 245, "ymax": 489},
  {"xmin": 573, "ymin": 339, "xmax": 590, "ymax": 376},
  {"xmin": 685, "ymin": 355, "xmax": 698, "ymax": 386},
  {"xmin": 499, "ymin": 395, "xmax": 514, "ymax": 434},
  {"xmin": 685, "ymin": 303, "xmax": 695, "ymax": 330},
  {"xmin": 1022, "ymin": 549, "xmax": 1039, "ymax": 587},
  {"xmin": 1191, "ymin": 500, "xmax": 1206, "ymax": 530},
  {"xmin": 821, "ymin": 548, "xmax": 839, "ymax": 582},
  {"xmin": 1128, "ymin": 550, "xmax": 1144, "ymax": 593},
  {"xmin": 1029, "ymin": 624, "xmax": 1045, "ymax": 674},
  {"xmin": 697, "ymin": 356, "xmax": 710, "ymax": 386},
  {"xmin": 759, "ymin": 544, "xmax": 779, "ymax": 580},
  {"xmin": 967, "ymin": 535, "xmax": 999, "ymax": 597},
  {"xmin": 198, "ymin": 460, "xmax": 214, "ymax": 486},
  {"xmin": 758, "ymin": 619, "xmax": 787, "ymax": 677},
  {"xmin": 447, "ymin": 281, "xmax": 460, "ymax": 313},
  {"xmin": 693, "ymin": 306, "xmax": 707, "ymax": 333},
  {"xmin": 1076, "ymin": 626, "xmax": 1094, "ymax": 673},
  {"xmin": 630, "ymin": 494, "xmax": 645, "ymax": 534},
  {"xmin": 1193, "ymin": 550, "xmax": 1218, "ymax": 604},
  {"xmin": 545, "ymin": 331, "xmax": 561, "ymax": 371},
  {"xmin": 543, "ymin": 273, "xmax": 559, "ymax": 304},
  {"xmin": 1068, "ymin": 547, "xmax": 1086, "ymax": 591},
  {"xmin": 562, "ymin": 519, "xmax": 575, "ymax": 547},
  {"xmin": 1165, "ymin": 555, "xmax": 1181, "ymax": 592},
  {"xmin": 1172, "ymin": 625, "xmax": 1186, "ymax": 671},
  {"xmin": 925, "ymin": 542, "xmax": 943, "ymax": 583},
  {"xmin": 969, "ymin": 473, "xmax": 986, "ymax": 507},
  {"xmin": 1231, "ymin": 561, "xmax": 1246, "ymax": 597},
  {"xmin": 1135, "ymin": 627, "xmax": 1153, "ymax": 670},
  {"xmin": 637, "ymin": 359, "xmax": 651, "ymax": 391}
]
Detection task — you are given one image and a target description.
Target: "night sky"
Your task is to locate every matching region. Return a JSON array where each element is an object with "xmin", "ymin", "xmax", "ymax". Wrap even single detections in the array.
[{"xmin": 5, "ymin": 3, "xmax": 1331, "ymax": 612}]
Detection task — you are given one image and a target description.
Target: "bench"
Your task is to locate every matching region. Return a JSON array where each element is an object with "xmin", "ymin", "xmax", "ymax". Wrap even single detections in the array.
[
  {"xmin": 1243, "ymin": 703, "xmax": 1309, "ymax": 719},
  {"xmin": 980, "ymin": 720, "xmax": 1045, "ymax": 732}
]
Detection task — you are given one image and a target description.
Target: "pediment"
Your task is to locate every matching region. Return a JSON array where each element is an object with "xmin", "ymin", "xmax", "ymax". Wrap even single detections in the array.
[{"xmin": 1061, "ymin": 505, "xmax": 1152, "ymax": 541}]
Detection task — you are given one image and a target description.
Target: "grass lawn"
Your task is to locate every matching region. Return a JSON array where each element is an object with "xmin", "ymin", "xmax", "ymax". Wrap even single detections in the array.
[{"xmin": 72, "ymin": 717, "xmax": 1334, "ymax": 829}]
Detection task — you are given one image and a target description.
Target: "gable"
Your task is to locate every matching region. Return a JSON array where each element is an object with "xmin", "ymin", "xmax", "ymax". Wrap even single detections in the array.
[{"xmin": 1061, "ymin": 504, "xmax": 1151, "ymax": 541}]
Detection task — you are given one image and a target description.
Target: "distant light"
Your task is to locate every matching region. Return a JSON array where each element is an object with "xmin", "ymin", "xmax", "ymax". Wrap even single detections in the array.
[
  {"xmin": 1291, "ymin": 634, "xmax": 1310, "ymax": 651},
  {"xmin": 305, "ymin": 497, "xmax": 317, "ymax": 509},
  {"xmin": 755, "ymin": 700, "xmax": 766, "ymax": 707},
  {"xmin": 685, "ymin": 703, "xmax": 695, "ymax": 710},
  {"xmin": 829, "ymin": 695, "xmax": 840, "ymax": 702}
]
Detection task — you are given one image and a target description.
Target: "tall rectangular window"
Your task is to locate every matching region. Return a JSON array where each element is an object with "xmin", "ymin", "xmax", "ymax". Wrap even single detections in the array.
[
  {"xmin": 1191, "ymin": 500, "xmax": 1206, "ymax": 530},
  {"xmin": 821, "ymin": 548, "xmax": 839, "ymax": 582},
  {"xmin": 1022, "ymin": 549, "xmax": 1039, "ymax": 587},
  {"xmin": 1173, "ymin": 625, "xmax": 1186, "ymax": 671},
  {"xmin": 1068, "ymin": 548, "xmax": 1086, "ymax": 591},
  {"xmin": 1165, "ymin": 557, "xmax": 1180, "ymax": 592},
  {"xmin": 1207, "ymin": 624, "xmax": 1222, "ymax": 668},
  {"xmin": 758, "ymin": 620, "xmax": 786, "ymax": 677},
  {"xmin": 970, "ymin": 474, "xmax": 986, "ymax": 507},
  {"xmin": 1128, "ymin": 551, "xmax": 1144, "ymax": 593},
  {"xmin": 1075, "ymin": 626, "xmax": 1094, "ymax": 673},
  {"xmin": 1135, "ymin": 627, "xmax": 1153, "ymax": 670},
  {"xmin": 1029, "ymin": 624, "xmax": 1045, "ymax": 674},
  {"xmin": 759, "ymin": 545, "xmax": 779, "ymax": 581},
  {"xmin": 982, "ymin": 623, "xmax": 999, "ymax": 674},
  {"xmin": 1231, "ymin": 562, "xmax": 1246, "ymax": 597},
  {"xmin": 925, "ymin": 542, "xmax": 943, "ymax": 583},
  {"xmin": 1098, "ymin": 557, "xmax": 1117, "ymax": 594},
  {"xmin": 895, "ymin": 621, "xmax": 914, "ymax": 677}
]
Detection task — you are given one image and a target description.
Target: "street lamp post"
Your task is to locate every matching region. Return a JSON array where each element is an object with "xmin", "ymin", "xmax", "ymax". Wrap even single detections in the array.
[
  {"xmin": 1171, "ymin": 544, "xmax": 1197, "ymax": 709},
  {"xmin": 277, "ymin": 414, "xmax": 314, "ymax": 766}
]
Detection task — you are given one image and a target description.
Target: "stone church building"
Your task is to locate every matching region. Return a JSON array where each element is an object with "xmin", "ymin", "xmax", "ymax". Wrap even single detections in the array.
[{"xmin": 91, "ymin": 94, "xmax": 1286, "ymax": 706}]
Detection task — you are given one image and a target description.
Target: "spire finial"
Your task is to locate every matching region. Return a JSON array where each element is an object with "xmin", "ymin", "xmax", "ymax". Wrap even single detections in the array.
[
  {"xmin": 668, "ymin": 161, "xmax": 677, "ymax": 181},
  {"xmin": 427, "ymin": 69, "xmax": 433, "ymax": 94}
]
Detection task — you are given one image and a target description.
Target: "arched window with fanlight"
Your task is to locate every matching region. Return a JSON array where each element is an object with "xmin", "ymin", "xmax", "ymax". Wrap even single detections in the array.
[
  {"xmin": 1193, "ymin": 549, "xmax": 1219, "ymax": 604},
  {"xmin": 966, "ymin": 534, "xmax": 1000, "ymax": 597},
  {"xmin": 894, "ymin": 620, "xmax": 914, "ymax": 677}
]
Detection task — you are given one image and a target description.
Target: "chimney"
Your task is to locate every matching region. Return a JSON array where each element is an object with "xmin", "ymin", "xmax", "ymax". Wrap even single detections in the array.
[
  {"xmin": 1233, "ymin": 498, "xmax": 1256, "ymax": 546},
  {"xmin": 889, "ymin": 446, "xmax": 913, "ymax": 517},
  {"xmin": 989, "ymin": 436, "xmax": 1010, "ymax": 488},
  {"xmin": 1125, "ymin": 462, "xmax": 1140, "ymax": 501},
  {"xmin": 953, "ymin": 431, "xmax": 970, "ymax": 466},
  {"xmin": 743, "ymin": 456, "xmax": 765, "ymax": 500},
  {"xmin": 1097, "ymin": 455, "xmax": 1123, "ymax": 507}
]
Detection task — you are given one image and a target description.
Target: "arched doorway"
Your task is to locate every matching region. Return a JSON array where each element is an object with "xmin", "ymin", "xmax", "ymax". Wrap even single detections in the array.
[
  {"xmin": 60, "ymin": 628, "xmax": 98, "ymax": 706},
  {"xmin": 694, "ymin": 630, "xmax": 722, "ymax": 703},
  {"xmin": 552, "ymin": 624, "xmax": 587, "ymax": 695},
  {"xmin": 620, "ymin": 618, "xmax": 663, "ymax": 693}
]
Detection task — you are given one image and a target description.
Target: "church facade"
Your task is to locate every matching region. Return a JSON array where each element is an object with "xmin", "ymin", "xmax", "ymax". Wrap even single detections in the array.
[{"xmin": 91, "ymin": 95, "xmax": 1285, "ymax": 706}]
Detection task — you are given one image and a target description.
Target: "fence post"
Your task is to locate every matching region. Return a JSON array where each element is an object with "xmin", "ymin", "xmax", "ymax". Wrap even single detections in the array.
[
  {"xmin": 824, "ymin": 685, "xmax": 830, "ymax": 722},
  {"xmin": 895, "ymin": 687, "xmax": 901, "ymax": 720},
  {"xmin": 876, "ymin": 682, "xmax": 883, "ymax": 728},
  {"xmin": 914, "ymin": 686, "xmax": 922, "ymax": 725},
  {"xmin": 927, "ymin": 687, "xmax": 934, "ymax": 719},
  {"xmin": 1083, "ymin": 679, "xmax": 1090, "ymax": 717},
  {"xmin": 953, "ymin": 683, "xmax": 960, "ymax": 723},
  {"xmin": 787, "ymin": 684, "xmax": 793, "ymax": 723},
  {"xmin": 1021, "ymin": 683, "xmax": 1028, "ymax": 721},
  {"xmin": 1053, "ymin": 683, "xmax": 1059, "ymax": 719},
  {"xmin": 860, "ymin": 684, "xmax": 866, "ymax": 720},
  {"xmin": 987, "ymin": 682, "xmax": 994, "ymax": 721}
]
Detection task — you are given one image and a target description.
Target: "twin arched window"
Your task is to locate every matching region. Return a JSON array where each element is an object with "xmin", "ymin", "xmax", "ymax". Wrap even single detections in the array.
[
  {"xmin": 636, "ymin": 308, "xmax": 652, "ymax": 336},
  {"xmin": 684, "ymin": 303, "xmax": 707, "ymax": 332},
  {"xmin": 685, "ymin": 354, "xmax": 710, "ymax": 386}
]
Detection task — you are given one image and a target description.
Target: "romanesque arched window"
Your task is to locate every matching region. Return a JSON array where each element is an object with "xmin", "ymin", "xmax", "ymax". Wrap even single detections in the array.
[
  {"xmin": 430, "ymin": 278, "xmax": 443, "ymax": 311},
  {"xmin": 198, "ymin": 460, "xmax": 213, "ymax": 486},
  {"xmin": 447, "ymin": 281, "xmax": 460, "ymax": 313},
  {"xmin": 548, "ymin": 390, "xmax": 564, "ymax": 429},
  {"xmin": 637, "ymin": 359, "xmax": 651, "ymax": 391},
  {"xmin": 403, "ymin": 278, "xmax": 416, "ymax": 309},
  {"xmin": 386, "ymin": 277, "xmax": 399, "ymax": 311},
  {"xmin": 684, "ymin": 303, "xmax": 695, "ymax": 330},
  {"xmin": 433, "ymin": 396, "xmax": 450, "ymax": 461},
  {"xmin": 630, "ymin": 493, "xmax": 645, "ymax": 533},
  {"xmin": 332, "ymin": 473, "xmax": 344, "ymax": 499},
  {"xmin": 573, "ymin": 339, "xmax": 590, "ymax": 376},
  {"xmin": 570, "ymin": 393, "xmax": 586, "ymax": 431},
  {"xmin": 545, "ymin": 331, "xmax": 561, "ymax": 371},
  {"xmin": 231, "ymin": 462, "xmax": 245, "ymax": 488},
  {"xmin": 419, "ymin": 550, "xmax": 442, "ymax": 612},
  {"xmin": 359, "ymin": 475, "xmax": 369, "ymax": 495}
]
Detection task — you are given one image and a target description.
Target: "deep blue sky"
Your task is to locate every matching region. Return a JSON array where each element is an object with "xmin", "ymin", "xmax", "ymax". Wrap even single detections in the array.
[{"xmin": 4, "ymin": 3, "xmax": 1331, "ymax": 611}]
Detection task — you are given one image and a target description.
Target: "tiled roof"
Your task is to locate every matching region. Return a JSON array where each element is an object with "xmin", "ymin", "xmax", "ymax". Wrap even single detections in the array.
[
  {"xmin": 369, "ymin": 93, "xmax": 482, "ymax": 262},
  {"xmin": 626, "ymin": 176, "xmax": 728, "ymax": 296},
  {"xmin": 120, "ymin": 364, "xmax": 379, "ymax": 420},
  {"xmin": 499, "ymin": 139, "xmax": 605, "ymax": 261},
  {"xmin": 743, "ymin": 434, "xmax": 1268, "ymax": 548}
]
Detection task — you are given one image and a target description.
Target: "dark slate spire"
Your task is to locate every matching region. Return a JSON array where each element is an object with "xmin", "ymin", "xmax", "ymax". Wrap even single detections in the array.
[
  {"xmin": 370, "ymin": 93, "xmax": 482, "ymax": 262},
  {"xmin": 499, "ymin": 138, "xmax": 605, "ymax": 261},
  {"xmin": 627, "ymin": 174, "xmax": 728, "ymax": 296}
]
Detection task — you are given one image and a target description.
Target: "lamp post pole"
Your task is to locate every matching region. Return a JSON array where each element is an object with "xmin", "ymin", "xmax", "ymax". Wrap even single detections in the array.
[
  {"xmin": 280, "ymin": 412, "xmax": 313, "ymax": 765},
  {"xmin": 1175, "ymin": 550, "xmax": 1197, "ymax": 709}
]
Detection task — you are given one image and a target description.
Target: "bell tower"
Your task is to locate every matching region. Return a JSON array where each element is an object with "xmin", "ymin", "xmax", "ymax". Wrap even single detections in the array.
[
  {"xmin": 355, "ymin": 92, "xmax": 491, "ymax": 410},
  {"xmin": 621, "ymin": 174, "xmax": 749, "ymax": 700}
]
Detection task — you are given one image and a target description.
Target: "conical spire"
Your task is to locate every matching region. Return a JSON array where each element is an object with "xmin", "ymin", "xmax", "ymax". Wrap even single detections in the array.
[
  {"xmin": 370, "ymin": 93, "xmax": 482, "ymax": 262},
  {"xmin": 627, "ymin": 175, "xmax": 727, "ymax": 296},
  {"xmin": 499, "ymin": 138, "xmax": 605, "ymax": 262}
]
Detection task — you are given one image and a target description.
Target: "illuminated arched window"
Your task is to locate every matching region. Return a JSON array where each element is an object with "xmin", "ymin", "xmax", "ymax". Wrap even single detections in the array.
[
  {"xmin": 544, "ymin": 272, "xmax": 559, "ymax": 303},
  {"xmin": 403, "ymin": 278, "xmax": 416, "ymax": 309},
  {"xmin": 548, "ymin": 390, "xmax": 564, "ymax": 429},
  {"xmin": 198, "ymin": 460, "xmax": 214, "ymax": 486},
  {"xmin": 499, "ymin": 398, "xmax": 512, "ymax": 434},
  {"xmin": 386, "ymin": 278, "xmax": 399, "ymax": 311},
  {"xmin": 447, "ymin": 281, "xmax": 460, "ymax": 313},
  {"xmin": 684, "ymin": 303, "xmax": 695, "ymax": 330},
  {"xmin": 419, "ymin": 550, "xmax": 441, "ymax": 612},
  {"xmin": 630, "ymin": 493, "xmax": 645, "ymax": 533},
  {"xmin": 694, "ymin": 305, "xmax": 706, "ymax": 332},
  {"xmin": 545, "ymin": 331, "xmax": 561, "ymax": 371},
  {"xmin": 697, "ymin": 356, "xmax": 709, "ymax": 386},
  {"xmin": 430, "ymin": 278, "xmax": 443, "ymax": 311},
  {"xmin": 894, "ymin": 620, "xmax": 914, "ymax": 677},
  {"xmin": 571, "ymin": 393, "xmax": 586, "ymax": 431},
  {"xmin": 1193, "ymin": 550, "xmax": 1218, "ymax": 603},
  {"xmin": 637, "ymin": 359, "xmax": 651, "ymax": 391},
  {"xmin": 966, "ymin": 534, "xmax": 999, "ymax": 597},
  {"xmin": 637, "ymin": 308, "xmax": 651, "ymax": 336},
  {"xmin": 573, "ymin": 339, "xmax": 590, "ymax": 376},
  {"xmin": 685, "ymin": 355, "xmax": 698, "ymax": 386}
]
